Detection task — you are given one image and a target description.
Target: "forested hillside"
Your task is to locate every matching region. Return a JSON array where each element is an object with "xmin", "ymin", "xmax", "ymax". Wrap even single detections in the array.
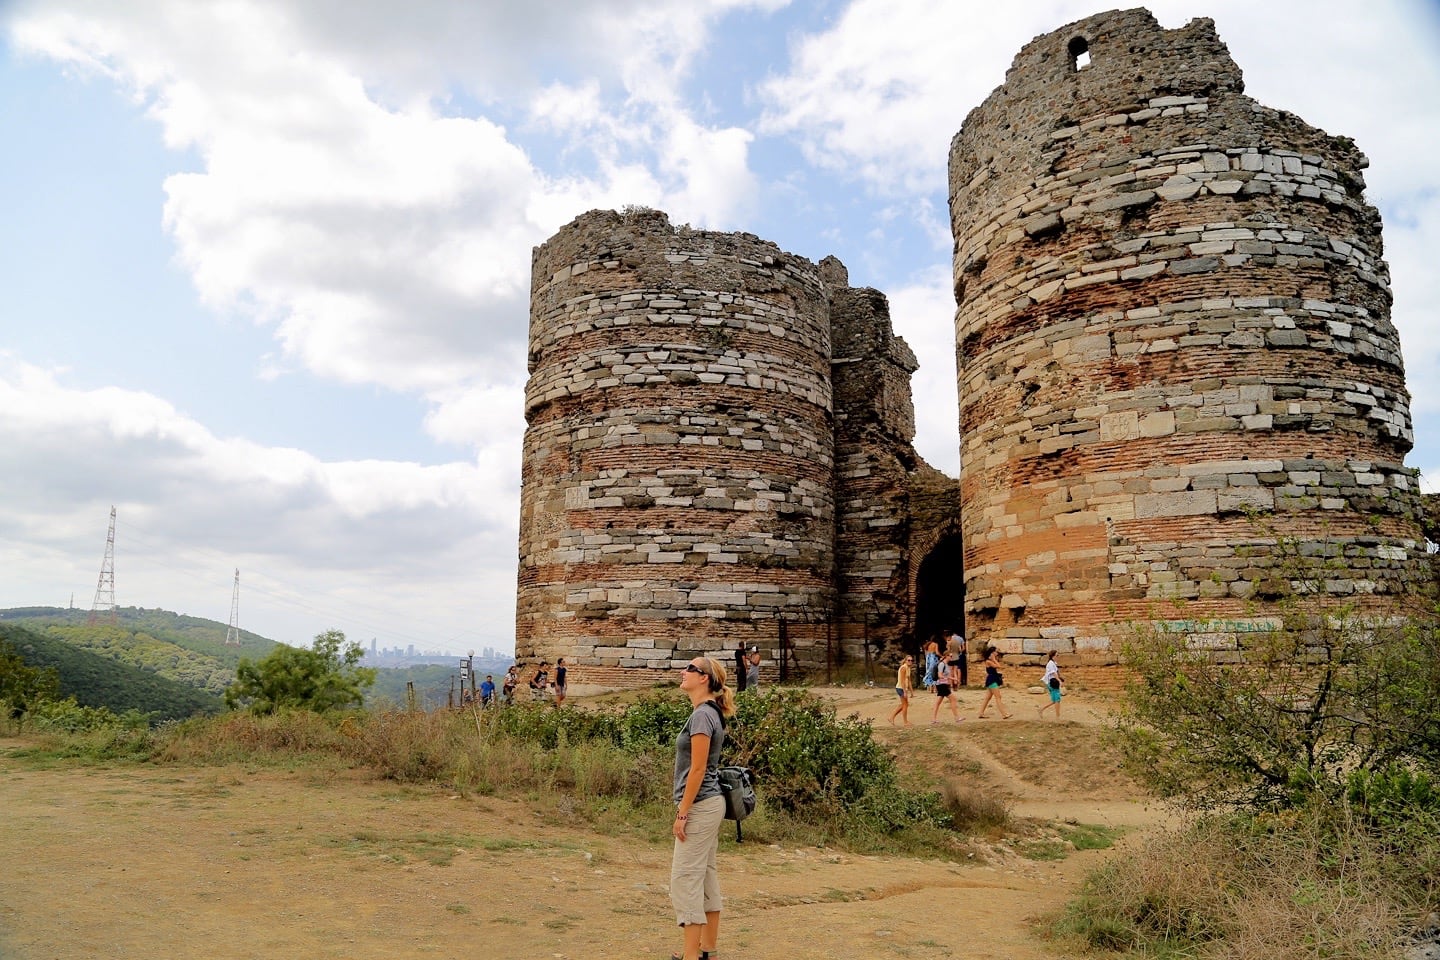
[
  {"xmin": 0, "ymin": 623, "xmax": 224, "ymax": 721},
  {"xmin": 1, "ymin": 607, "xmax": 501, "ymax": 715},
  {"xmin": 0, "ymin": 607, "xmax": 280, "ymax": 695}
]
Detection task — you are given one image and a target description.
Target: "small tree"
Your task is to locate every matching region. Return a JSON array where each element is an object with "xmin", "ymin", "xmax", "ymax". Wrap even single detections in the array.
[
  {"xmin": 225, "ymin": 629, "xmax": 376, "ymax": 715},
  {"xmin": 1115, "ymin": 548, "xmax": 1440, "ymax": 811},
  {"xmin": 0, "ymin": 634, "xmax": 61, "ymax": 719}
]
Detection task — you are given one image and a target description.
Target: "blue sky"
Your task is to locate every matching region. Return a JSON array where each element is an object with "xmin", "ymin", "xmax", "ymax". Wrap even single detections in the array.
[{"xmin": 2, "ymin": 0, "xmax": 1437, "ymax": 655}]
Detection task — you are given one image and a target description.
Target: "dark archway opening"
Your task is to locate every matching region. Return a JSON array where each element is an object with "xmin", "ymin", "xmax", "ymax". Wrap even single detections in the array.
[{"xmin": 913, "ymin": 533, "xmax": 964, "ymax": 652}]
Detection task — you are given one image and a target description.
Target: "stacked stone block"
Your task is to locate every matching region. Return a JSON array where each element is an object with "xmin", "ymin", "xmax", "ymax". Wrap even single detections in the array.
[
  {"xmin": 826, "ymin": 257, "xmax": 921, "ymax": 656},
  {"xmin": 948, "ymin": 9, "xmax": 1426, "ymax": 656},
  {"xmin": 518, "ymin": 209, "xmax": 840, "ymax": 678}
]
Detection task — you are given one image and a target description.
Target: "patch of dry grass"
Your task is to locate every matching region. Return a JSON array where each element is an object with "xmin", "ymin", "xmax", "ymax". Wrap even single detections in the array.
[{"xmin": 1051, "ymin": 808, "xmax": 1435, "ymax": 959}]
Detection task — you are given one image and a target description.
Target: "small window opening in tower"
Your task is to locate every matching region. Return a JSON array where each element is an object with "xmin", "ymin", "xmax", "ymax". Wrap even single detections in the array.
[{"xmin": 1068, "ymin": 36, "xmax": 1090, "ymax": 70}]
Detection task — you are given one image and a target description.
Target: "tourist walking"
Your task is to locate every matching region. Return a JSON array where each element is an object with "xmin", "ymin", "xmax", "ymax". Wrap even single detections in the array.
[
  {"xmin": 931, "ymin": 656, "xmax": 964, "ymax": 724},
  {"xmin": 888, "ymin": 655, "xmax": 915, "ymax": 726},
  {"xmin": 746, "ymin": 649, "xmax": 760, "ymax": 692},
  {"xmin": 1037, "ymin": 650, "xmax": 1063, "ymax": 719},
  {"xmin": 528, "ymin": 661, "xmax": 551, "ymax": 700},
  {"xmin": 553, "ymin": 657, "xmax": 568, "ymax": 706},
  {"xmin": 977, "ymin": 647, "xmax": 1013, "ymax": 719},
  {"xmin": 668, "ymin": 656, "xmax": 734, "ymax": 960},
  {"xmin": 921, "ymin": 639, "xmax": 941, "ymax": 690},
  {"xmin": 946, "ymin": 629, "xmax": 968, "ymax": 686}
]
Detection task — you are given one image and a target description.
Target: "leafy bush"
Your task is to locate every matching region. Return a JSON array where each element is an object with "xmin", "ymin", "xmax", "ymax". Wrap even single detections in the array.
[
  {"xmin": 1347, "ymin": 765, "xmax": 1440, "ymax": 825},
  {"xmin": 1116, "ymin": 601, "xmax": 1440, "ymax": 811},
  {"xmin": 26, "ymin": 697, "xmax": 146, "ymax": 734},
  {"xmin": 493, "ymin": 699, "xmax": 626, "ymax": 749},
  {"xmin": 225, "ymin": 629, "xmax": 376, "ymax": 715},
  {"xmin": 0, "ymin": 630, "xmax": 61, "ymax": 716},
  {"xmin": 726, "ymin": 689, "xmax": 901, "ymax": 817}
]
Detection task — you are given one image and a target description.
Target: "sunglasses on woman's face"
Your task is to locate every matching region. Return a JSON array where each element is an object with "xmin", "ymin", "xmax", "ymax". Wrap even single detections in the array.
[{"xmin": 684, "ymin": 664, "xmax": 707, "ymax": 675}]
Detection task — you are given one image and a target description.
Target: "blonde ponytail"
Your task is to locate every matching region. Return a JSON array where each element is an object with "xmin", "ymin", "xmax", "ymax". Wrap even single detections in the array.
[{"xmin": 702, "ymin": 656, "xmax": 737, "ymax": 717}]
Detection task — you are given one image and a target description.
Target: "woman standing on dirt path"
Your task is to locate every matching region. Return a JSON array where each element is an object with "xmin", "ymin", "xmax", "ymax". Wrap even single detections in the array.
[
  {"xmin": 888, "ymin": 655, "xmax": 915, "ymax": 726},
  {"xmin": 669, "ymin": 656, "xmax": 735, "ymax": 960},
  {"xmin": 977, "ymin": 648, "xmax": 1013, "ymax": 719}
]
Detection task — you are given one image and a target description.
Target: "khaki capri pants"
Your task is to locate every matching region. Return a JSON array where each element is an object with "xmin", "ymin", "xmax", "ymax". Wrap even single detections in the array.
[{"xmin": 669, "ymin": 794, "xmax": 726, "ymax": 926}]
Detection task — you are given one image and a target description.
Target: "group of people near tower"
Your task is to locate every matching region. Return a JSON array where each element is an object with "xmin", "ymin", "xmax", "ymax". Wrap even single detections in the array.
[
  {"xmin": 463, "ymin": 658, "xmax": 571, "ymax": 708},
  {"xmin": 887, "ymin": 632, "xmax": 1064, "ymax": 725}
]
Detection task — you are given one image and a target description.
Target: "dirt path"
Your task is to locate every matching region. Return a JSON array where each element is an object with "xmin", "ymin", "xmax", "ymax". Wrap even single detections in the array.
[{"xmin": 0, "ymin": 688, "xmax": 1170, "ymax": 960}]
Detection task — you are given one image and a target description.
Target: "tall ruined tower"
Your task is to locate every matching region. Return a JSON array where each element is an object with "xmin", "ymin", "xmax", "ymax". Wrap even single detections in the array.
[
  {"xmin": 948, "ymin": 9, "xmax": 1425, "ymax": 654},
  {"xmin": 517, "ymin": 209, "xmax": 926, "ymax": 682},
  {"xmin": 518, "ymin": 210, "xmax": 838, "ymax": 679}
]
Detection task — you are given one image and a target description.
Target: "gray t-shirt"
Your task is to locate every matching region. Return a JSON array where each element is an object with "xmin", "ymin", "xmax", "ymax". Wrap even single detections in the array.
[{"xmin": 672, "ymin": 701, "xmax": 725, "ymax": 803}]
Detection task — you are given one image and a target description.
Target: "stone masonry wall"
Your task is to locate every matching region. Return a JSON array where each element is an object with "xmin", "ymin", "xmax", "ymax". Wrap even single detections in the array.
[
  {"xmin": 517, "ymin": 209, "xmax": 838, "ymax": 683},
  {"xmin": 826, "ymin": 256, "xmax": 921, "ymax": 659},
  {"xmin": 948, "ymin": 9, "xmax": 1426, "ymax": 657}
]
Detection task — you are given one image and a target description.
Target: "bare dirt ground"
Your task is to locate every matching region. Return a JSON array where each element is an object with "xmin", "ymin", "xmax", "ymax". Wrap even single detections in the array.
[{"xmin": 0, "ymin": 685, "xmax": 1172, "ymax": 960}]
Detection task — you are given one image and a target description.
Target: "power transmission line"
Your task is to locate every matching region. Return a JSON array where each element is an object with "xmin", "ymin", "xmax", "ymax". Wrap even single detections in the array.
[{"xmin": 105, "ymin": 516, "xmax": 505, "ymax": 650}]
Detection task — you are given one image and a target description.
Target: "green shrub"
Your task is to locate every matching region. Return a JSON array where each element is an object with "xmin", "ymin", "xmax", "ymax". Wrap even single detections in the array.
[
  {"xmin": 1346, "ymin": 765, "xmax": 1440, "ymax": 825},
  {"xmin": 493, "ymin": 700, "xmax": 625, "ymax": 749},
  {"xmin": 727, "ymin": 689, "xmax": 900, "ymax": 817},
  {"xmin": 25, "ymin": 697, "xmax": 145, "ymax": 734}
]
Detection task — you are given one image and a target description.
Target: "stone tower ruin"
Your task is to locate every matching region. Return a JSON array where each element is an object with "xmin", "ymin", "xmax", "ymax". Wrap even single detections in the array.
[
  {"xmin": 516, "ymin": 210, "xmax": 942, "ymax": 684},
  {"xmin": 948, "ymin": 9, "xmax": 1426, "ymax": 655}
]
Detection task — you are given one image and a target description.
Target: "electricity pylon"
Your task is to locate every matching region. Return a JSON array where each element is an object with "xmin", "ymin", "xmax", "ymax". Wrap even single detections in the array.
[
  {"xmin": 225, "ymin": 568, "xmax": 242, "ymax": 645},
  {"xmin": 88, "ymin": 506, "xmax": 117, "ymax": 625}
]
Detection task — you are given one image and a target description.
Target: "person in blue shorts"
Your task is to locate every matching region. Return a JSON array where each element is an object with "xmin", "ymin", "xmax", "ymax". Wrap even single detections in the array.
[{"xmin": 888, "ymin": 656, "xmax": 914, "ymax": 726}]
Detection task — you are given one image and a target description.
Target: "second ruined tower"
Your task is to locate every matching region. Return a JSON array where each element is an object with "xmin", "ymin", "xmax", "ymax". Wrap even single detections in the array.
[{"xmin": 948, "ymin": 9, "xmax": 1425, "ymax": 654}]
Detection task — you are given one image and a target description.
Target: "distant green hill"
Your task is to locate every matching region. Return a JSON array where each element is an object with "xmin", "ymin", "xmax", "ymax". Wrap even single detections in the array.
[
  {"xmin": 0, "ymin": 607, "xmax": 497, "ymax": 716},
  {"xmin": 0, "ymin": 606, "xmax": 281, "ymax": 696},
  {"xmin": 0, "ymin": 622, "xmax": 224, "ymax": 721}
]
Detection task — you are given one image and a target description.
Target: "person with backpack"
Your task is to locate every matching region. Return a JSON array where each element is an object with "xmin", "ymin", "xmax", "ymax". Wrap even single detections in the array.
[
  {"xmin": 931, "ymin": 656, "xmax": 964, "ymax": 725},
  {"xmin": 1037, "ymin": 649, "xmax": 1063, "ymax": 719},
  {"xmin": 668, "ymin": 656, "xmax": 735, "ymax": 960},
  {"xmin": 921, "ymin": 639, "xmax": 941, "ymax": 690}
]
